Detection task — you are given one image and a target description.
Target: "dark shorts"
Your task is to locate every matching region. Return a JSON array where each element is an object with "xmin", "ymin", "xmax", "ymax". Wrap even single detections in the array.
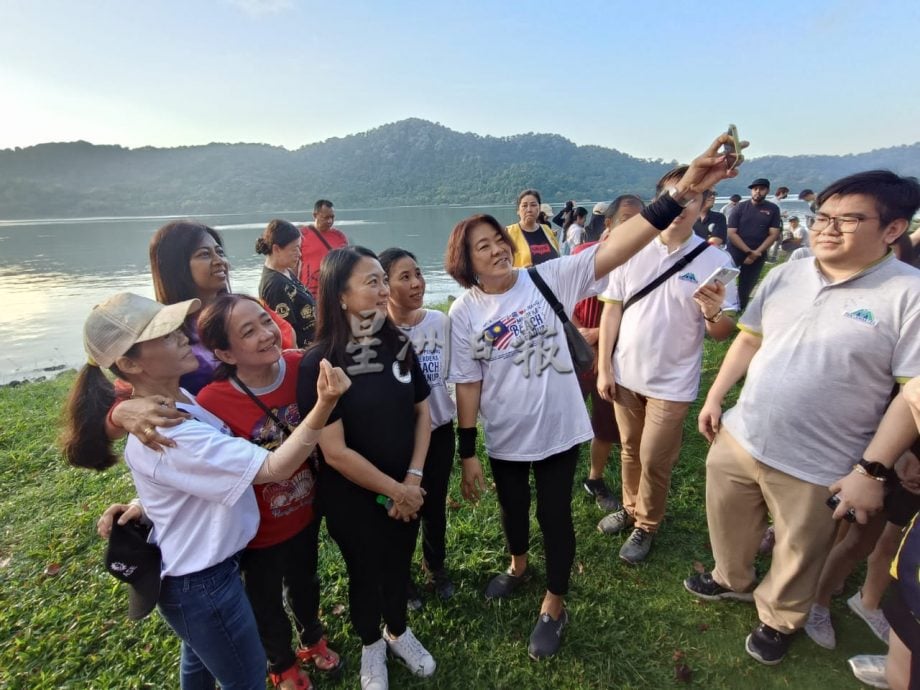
[
  {"xmin": 883, "ymin": 585, "xmax": 920, "ymax": 686},
  {"xmin": 577, "ymin": 370, "xmax": 619, "ymax": 444},
  {"xmin": 886, "ymin": 482, "xmax": 920, "ymax": 527}
]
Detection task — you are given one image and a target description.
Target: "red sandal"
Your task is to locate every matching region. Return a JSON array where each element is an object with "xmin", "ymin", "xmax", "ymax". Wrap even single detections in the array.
[
  {"xmin": 268, "ymin": 663, "xmax": 313, "ymax": 690},
  {"xmin": 296, "ymin": 637, "xmax": 344, "ymax": 675}
]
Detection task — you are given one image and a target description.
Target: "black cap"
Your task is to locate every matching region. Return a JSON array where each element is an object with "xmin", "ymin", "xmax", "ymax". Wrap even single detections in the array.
[
  {"xmin": 798, "ymin": 188, "xmax": 815, "ymax": 199},
  {"xmin": 105, "ymin": 517, "xmax": 162, "ymax": 620},
  {"xmin": 748, "ymin": 178, "xmax": 770, "ymax": 189}
]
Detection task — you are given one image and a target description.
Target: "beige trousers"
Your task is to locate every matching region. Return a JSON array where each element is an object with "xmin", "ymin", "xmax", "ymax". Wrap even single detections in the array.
[
  {"xmin": 706, "ymin": 429, "xmax": 838, "ymax": 633},
  {"xmin": 613, "ymin": 386, "xmax": 691, "ymax": 533}
]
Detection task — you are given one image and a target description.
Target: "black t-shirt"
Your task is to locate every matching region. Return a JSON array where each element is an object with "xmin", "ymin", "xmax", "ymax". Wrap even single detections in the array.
[
  {"xmin": 259, "ymin": 266, "xmax": 316, "ymax": 347},
  {"xmin": 727, "ymin": 200, "xmax": 781, "ymax": 264},
  {"xmin": 693, "ymin": 210, "xmax": 728, "ymax": 243},
  {"xmin": 522, "ymin": 226, "xmax": 559, "ymax": 265},
  {"xmin": 297, "ymin": 338, "xmax": 430, "ymax": 501}
]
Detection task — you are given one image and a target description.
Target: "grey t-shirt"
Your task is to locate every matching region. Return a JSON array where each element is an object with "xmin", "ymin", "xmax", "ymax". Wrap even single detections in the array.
[
  {"xmin": 722, "ymin": 254, "xmax": 920, "ymax": 486},
  {"xmin": 727, "ymin": 199, "xmax": 781, "ymax": 264}
]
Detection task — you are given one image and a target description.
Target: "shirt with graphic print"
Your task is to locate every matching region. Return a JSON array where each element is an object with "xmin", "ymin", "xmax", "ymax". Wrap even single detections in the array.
[
  {"xmin": 724, "ymin": 254, "xmax": 920, "ymax": 486},
  {"xmin": 447, "ymin": 246, "xmax": 605, "ymax": 461},
  {"xmin": 259, "ymin": 266, "xmax": 316, "ymax": 348},
  {"xmin": 197, "ymin": 350, "xmax": 316, "ymax": 549},
  {"xmin": 398, "ymin": 309, "xmax": 456, "ymax": 430}
]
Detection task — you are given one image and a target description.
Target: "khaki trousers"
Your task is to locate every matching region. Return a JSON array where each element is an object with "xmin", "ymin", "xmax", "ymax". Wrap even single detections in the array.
[
  {"xmin": 706, "ymin": 429, "xmax": 838, "ymax": 633},
  {"xmin": 613, "ymin": 386, "xmax": 691, "ymax": 533}
]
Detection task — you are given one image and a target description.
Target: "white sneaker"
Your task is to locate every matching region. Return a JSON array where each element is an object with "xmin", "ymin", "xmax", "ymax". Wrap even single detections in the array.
[
  {"xmin": 848, "ymin": 592, "xmax": 890, "ymax": 643},
  {"xmin": 804, "ymin": 604, "xmax": 836, "ymax": 649},
  {"xmin": 384, "ymin": 626, "xmax": 436, "ymax": 678},
  {"xmin": 360, "ymin": 638, "xmax": 388, "ymax": 690},
  {"xmin": 848, "ymin": 655, "xmax": 890, "ymax": 689}
]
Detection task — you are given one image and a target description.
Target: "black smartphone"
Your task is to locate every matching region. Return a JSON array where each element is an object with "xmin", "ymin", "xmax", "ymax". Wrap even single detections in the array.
[{"xmin": 722, "ymin": 124, "xmax": 743, "ymax": 171}]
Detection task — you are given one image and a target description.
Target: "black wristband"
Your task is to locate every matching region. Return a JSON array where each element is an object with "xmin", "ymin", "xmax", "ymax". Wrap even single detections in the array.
[
  {"xmin": 457, "ymin": 427, "xmax": 477, "ymax": 459},
  {"xmin": 640, "ymin": 193, "xmax": 684, "ymax": 231}
]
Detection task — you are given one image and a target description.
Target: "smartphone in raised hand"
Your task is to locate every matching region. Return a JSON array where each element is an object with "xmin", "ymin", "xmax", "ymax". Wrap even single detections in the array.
[
  {"xmin": 722, "ymin": 124, "xmax": 744, "ymax": 171},
  {"xmin": 694, "ymin": 265, "xmax": 740, "ymax": 294}
]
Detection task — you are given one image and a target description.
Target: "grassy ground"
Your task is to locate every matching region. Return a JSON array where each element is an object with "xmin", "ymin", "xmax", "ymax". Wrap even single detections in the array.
[{"xmin": 0, "ymin": 337, "xmax": 886, "ymax": 689}]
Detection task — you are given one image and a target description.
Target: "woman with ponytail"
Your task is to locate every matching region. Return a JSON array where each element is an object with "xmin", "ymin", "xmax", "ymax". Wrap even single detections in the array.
[{"xmin": 257, "ymin": 219, "xmax": 317, "ymax": 348}]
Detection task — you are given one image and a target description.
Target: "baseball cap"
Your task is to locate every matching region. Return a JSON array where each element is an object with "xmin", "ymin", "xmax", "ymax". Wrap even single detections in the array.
[
  {"xmin": 592, "ymin": 202, "xmax": 610, "ymax": 215},
  {"xmin": 540, "ymin": 203, "xmax": 553, "ymax": 217},
  {"xmin": 748, "ymin": 178, "xmax": 770, "ymax": 189},
  {"xmin": 84, "ymin": 292, "xmax": 200, "ymax": 369},
  {"xmin": 105, "ymin": 517, "xmax": 162, "ymax": 620}
]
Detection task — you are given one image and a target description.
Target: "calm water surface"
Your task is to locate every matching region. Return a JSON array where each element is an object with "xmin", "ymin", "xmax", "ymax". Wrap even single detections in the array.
[{"xmin": 0, "ymin": 204, "xmax": 522, "ymax": 383}]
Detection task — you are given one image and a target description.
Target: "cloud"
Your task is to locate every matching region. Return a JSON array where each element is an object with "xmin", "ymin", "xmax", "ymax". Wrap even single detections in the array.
[{"xmin": 228, "ymin": 0, "xmax": 294, "ymax": 16}]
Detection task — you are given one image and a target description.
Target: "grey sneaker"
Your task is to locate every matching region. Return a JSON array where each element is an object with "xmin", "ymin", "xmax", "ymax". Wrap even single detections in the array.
[
  {"xmin": 597, "ymin": 509, "xmax": 634, "ymax": 535},
  {"xmin": 804, "ymin": 604, "xmax": 836, "ymax": 649},
  {"xmin": 360, "ymin": 638, "xmax": 388, "ymax": 690},
  {"xmin": 847, "ymin": 592, "xmax": 890, "ymax": 643},
  {"xmin": 583, "ymin": 478, "xmax": 621, "ymax": 512},
  {"xmin": 847, "ymin": 655, "xmax": 890, "ymax": 689},
  {"xmin": 384, "ymin": 626, "xmax": 435, "ymax": 678},
  {"xmin": 528, "ymin": 609, "xmax": 568, "ymax": 660},
  {"xmin": 619, "ymin": 527, "xmax": 653, "ymax": 564}
]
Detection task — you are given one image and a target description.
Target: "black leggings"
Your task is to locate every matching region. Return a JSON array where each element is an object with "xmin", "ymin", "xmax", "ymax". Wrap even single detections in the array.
[
  {"xmin": 489, "ymin": 445, "xmax": 579, "ymax": 596},
  {"xmin": 419, "ymin": 422, "xmax": 455, "ymax": 571},
  {"xmin": 240, "ymin": 521, "xmax": 324, "ymax": 674},
  {"xmin": 324, "ymin": 486, "xmax": 419, "ymax": 646},
  {"xmin": 736, "ymin": 256, "xmax": 766, "ymax": 312}
]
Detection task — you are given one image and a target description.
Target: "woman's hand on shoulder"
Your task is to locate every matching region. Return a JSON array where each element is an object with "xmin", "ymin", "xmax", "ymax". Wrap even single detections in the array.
[
  {"xmin": 460, "ymin": 455, "xmax": 485, "ymax": 502},
  {"xmin": 316, "ymin": 358, "xmax": 351, "ymax": 404},
  {"xmin": 112, "ymin": 396, "xmax": 190, "ymax": 451}
]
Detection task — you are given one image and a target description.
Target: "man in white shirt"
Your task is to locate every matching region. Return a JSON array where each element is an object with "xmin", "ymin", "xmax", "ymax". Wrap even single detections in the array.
[{"xmin": 596, "ymin": 165, "xmax": 739, "ymax": 564}]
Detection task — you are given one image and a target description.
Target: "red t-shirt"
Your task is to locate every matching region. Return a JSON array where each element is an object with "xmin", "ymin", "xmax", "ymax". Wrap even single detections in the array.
[
  {"xmin": 573, "ymin": 241, "xmax": 602, "ymax": 328},
  {"xmin": 196, "ymin": 350, "xmax": 315, "ymax": 549},
  {"xmin": 298, "ymin": 226, "xmax": 349, "ymax": 297}
]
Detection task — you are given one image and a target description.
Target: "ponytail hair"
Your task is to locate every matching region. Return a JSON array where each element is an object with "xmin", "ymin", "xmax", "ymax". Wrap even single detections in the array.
[
  {"xmin": 255, "ymin": 219, "xmax": 300, "ymax": 256},
  {"xmin": 60, "ymin": 364, "xmax": 119, "ymax": 471}
]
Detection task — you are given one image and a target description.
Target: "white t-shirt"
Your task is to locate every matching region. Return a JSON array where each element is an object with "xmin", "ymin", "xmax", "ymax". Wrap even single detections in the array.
[
  {"xmin": 125, "ymin": 390, "xmax": 266, "ymax": 577},
  {"xmin": 399, "ymin": 309, "xmax": 456, "ymax": 429},
  {"xmin": 566, "ymin": 223, "xmax": 585, "ymax": 245},
  {"xmin": 448, "ymin": 247, "xmax": 604, "ymax": 461},
  {"xmin": 600, "ymin": 235, "xmax": 739, "ymax": 402}
]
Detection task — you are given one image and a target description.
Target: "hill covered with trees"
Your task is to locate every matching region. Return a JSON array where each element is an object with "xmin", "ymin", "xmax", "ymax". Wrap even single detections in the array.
[{"xmin": 0, "ymin": 118, "xmax": 917, "ymax": 218}]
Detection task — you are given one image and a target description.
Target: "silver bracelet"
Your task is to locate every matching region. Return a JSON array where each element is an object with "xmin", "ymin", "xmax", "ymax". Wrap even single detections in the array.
[{"xmin": 406, "ymin": 468, "xmax": 424, "ymax": 479}]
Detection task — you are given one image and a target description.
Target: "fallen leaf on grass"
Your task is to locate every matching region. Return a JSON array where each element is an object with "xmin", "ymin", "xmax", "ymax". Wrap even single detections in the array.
[
  {"xmin": 0, "ymin": 555, "xmax": 11, "ymax": 569},
  {"xmin": 577, "ymin": 562, "xmax": 585, "ymax": 575},
  {"xmin": 672, "ymin": 649, "xmax": 685, "ymax": 661},
  {"xmin": 692, "ymin": 561, "xmax": 705, "ymax": 574},
  {"xmin": 331, "ymin": 604, "xmax": 346, "ymax": 616},
  {"xmin": 675, "ymin": 662, "xmax": 693, "ymax": 683},
  {"xmin": 698, "ymin": 623, "xmax": 709, "ymax": 632},
  {"xmin": 447, "ymin": 498, "xmax": 462, "ymax": 510},
  {"xmin": 43, "ymin": 563, "xmax": 62, "ymax": 577}
]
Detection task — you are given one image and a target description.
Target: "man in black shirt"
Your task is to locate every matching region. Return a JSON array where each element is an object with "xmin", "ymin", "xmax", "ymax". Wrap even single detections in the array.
[
  {"xmin": 692, "ymin": 189, "xmax": 728, "ymax": 246},
  {"xmin": 727, "ymin": 178, "xmax": 782, "ymax": 310}
]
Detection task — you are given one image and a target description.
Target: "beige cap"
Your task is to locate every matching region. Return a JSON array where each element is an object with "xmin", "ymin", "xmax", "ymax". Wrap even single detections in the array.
[
  {"xmin": 540, "ymin": 203, "xmax": 553, "ymax": 217},
  {"xmin": 83, "ymin": 292, "xmax": 201, "ymax": 369}
]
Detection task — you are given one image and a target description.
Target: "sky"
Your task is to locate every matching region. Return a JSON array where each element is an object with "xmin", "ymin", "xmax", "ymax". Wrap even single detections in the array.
[{"xmin": 1, "ymin": 0, "xmax": 918, "ymax": 162}]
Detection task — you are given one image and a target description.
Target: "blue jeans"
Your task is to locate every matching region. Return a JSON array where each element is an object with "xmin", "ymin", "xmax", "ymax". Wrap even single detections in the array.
[{"xmin": 157, "ymin": 555, "xmax": 267, "ymax": 690}]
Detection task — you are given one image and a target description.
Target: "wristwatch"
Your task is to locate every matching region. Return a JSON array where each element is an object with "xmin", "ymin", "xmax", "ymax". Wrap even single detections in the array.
[
  {"xmin": 666, "ymin": 186, "xmax": 694, "ymax": 208},
  {"xmin": 856, "ymin": 459, "xmax": 892, "ymax": 481}
]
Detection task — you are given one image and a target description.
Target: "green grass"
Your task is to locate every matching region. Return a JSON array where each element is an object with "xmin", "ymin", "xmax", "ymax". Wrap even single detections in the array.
[{"xmin": 0, "ymin": 338, "xmax": 886, "ymax": 689}]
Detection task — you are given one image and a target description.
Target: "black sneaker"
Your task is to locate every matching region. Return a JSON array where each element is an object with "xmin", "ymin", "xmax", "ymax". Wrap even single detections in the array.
[
  {"xmin": 484, "ymin": 566, "xmax": 531, "ymax": 600},
  {"xmin": 528, "ymin": 609, "xmax": 568, "ymax": 660},
  {"xmin": 683, "ymin": 571, "xmax": 754, "ymax": 602},
  {"xmin": 407, "ymin": 578, "xmax": 424, "ymax": 611},
  {"xmin": 429, "ymin": 568, "xmax": 455, "ymax": 601},
  {"xmin": 583, "ymin": 478, "xmax": 621, "ymax": 512},
  {"xmin": 745, "ymin": 622, "xmax": 792, "ymax": 665}
]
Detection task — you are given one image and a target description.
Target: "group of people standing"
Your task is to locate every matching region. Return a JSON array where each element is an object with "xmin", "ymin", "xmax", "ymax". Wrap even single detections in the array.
[{"xmin": 59, "ymin": 130, "xmax": 920, "ymax": 690}]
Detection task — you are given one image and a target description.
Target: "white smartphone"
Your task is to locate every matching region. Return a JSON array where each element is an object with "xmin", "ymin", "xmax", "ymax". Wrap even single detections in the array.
[{"xmin": 697, "ymin": 265, "xmax": 740, "ymax": 290}]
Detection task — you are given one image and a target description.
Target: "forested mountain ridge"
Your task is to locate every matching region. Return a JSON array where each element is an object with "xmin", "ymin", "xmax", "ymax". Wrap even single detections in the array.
[{"xmin": 1, "ymin": 118, "xmax": 917, "ymax": 218}]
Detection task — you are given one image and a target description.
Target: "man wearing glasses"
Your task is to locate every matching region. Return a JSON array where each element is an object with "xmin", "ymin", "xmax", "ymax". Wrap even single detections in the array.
[
  {"xmin": 684, "ymin": 170, "xmax": 920, "ymax": 666},
  {"xmin": 726, "ymin": 178, "xmax": 782, "ymax": 310}
]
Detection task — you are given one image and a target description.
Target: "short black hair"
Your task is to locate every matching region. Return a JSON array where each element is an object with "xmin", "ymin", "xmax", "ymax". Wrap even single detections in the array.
[
  {"xmin": 574, "ymin": 206, "xmax": 588, "ymax": 220},
  {"xmin": 730, "ymin": 194, "xmax": 742, "ymax": 202},
  {"xmin": 313, "ymin": 199, "xmax": 334, "ymax": 213},
  {"xmin": 816, "ymin": 170, "xmax": 920, "ymax": 227},
  {"xmin": 605, "ymin": 194, "xmax": 645, "ymax": 221}
]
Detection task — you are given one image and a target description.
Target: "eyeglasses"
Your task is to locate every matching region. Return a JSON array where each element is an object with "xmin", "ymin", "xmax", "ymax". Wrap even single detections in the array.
[{"xmin": 811, "ymin": 214, "xmax": 879, "ymax": 234}]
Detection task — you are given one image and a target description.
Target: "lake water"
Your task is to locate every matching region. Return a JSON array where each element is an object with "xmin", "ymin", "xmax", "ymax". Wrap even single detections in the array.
[{"xmin": 0, "ymin": 204, "xmax": 527, "ymax": 384}]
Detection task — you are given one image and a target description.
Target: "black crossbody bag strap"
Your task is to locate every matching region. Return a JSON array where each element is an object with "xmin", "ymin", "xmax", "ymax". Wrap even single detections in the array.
[
  {"xmin": 526, "ymin": 267, "xmax": 570, "ymax": 324},
  {"xmin": 229, "ymin": 373, "xmax": 296, "ymax": 437},
  {"xmin": 308, "ymin": 226, "xmax": 333, "ymax": 251},
  {"xmin": 622, "ymin": 242, "xmax": 710, "ymax": 313}
]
